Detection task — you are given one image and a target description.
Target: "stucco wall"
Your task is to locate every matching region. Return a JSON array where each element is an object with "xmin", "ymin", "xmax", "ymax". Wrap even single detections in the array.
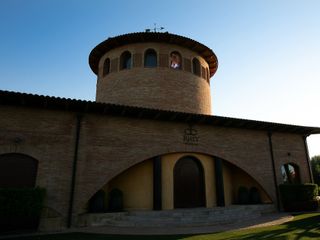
[
  {"xmin": 101, "ymin": 152, "xmax": 215, "ymax": 211},
  {"xmin": 99, "ymin": 152, "xmax": 271, "ymax": 211},
  {"xmin": 103, "ymin": 159, "xmax": 153, "ymax": 210}
]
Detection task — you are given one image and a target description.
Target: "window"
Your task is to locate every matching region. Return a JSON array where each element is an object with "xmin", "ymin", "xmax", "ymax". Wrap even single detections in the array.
[
  {"xmin": 144, "ymin": 49, "xmax": 157, "ymax": 67},
  {"xmin": 281, "ymin": 163, "xmax": 300, "ymax": 184},
  {"xmin": 120, "ymin": 51, "xmax": 132, "ymax": 70},
  {"xmin": 103, "ymin": 58, "xmax": 110, "ymax": 76},
  {"xmin": 192, "ymin": 58, "xmax": 201, "ymax": 76},
  {"xmin": 170, "ymin": 51, "xmax": 182, "ymax": 69}
]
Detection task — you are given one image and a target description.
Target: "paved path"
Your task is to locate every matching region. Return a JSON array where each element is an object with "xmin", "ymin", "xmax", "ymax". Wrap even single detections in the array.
[{"xmin": 0, "ymin": 213, "xmax": 293, "ymax": 238}]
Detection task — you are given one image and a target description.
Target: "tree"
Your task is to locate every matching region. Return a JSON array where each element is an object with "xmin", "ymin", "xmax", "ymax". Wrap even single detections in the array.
[{"xmin": 311, "ymin": 155, "xmax": 320, "ymax": 186}]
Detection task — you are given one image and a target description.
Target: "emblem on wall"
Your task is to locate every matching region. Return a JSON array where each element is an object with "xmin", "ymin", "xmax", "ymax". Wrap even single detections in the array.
[{"xmin": 183, "ymin": 125, "xmax": 199, "ymax": 145}]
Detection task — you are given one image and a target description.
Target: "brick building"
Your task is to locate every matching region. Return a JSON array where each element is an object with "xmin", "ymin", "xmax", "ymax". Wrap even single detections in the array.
[{"xmin": 0, "ymin": 32, "xmax": 319, "ymax": 231}]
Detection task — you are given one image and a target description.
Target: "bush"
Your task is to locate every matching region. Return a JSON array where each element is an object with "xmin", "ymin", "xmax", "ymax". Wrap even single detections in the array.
[
  {"xmin": 0, "ymin": 187, "xmax": 45, "ymax": 232},
  {"xmin": 311, "ymin": 155, "xmax": 320, "ymax": 185},
  {"xmin": 283, "ymin": 200, "xmax": 319, "ymax": 212},
  {"xmin": 279, "ymin": 183, "xmax": 318, "ymax": 212}
]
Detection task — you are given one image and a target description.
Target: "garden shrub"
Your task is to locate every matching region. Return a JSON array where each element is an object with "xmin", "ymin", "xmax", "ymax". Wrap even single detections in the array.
[
  {"xmin": 279, "ymin": 183, "xmax": 318, "ymax": 211},
  {"xmin": 0, "ymin": 187, "xmax": 45, "ymax": 232}
]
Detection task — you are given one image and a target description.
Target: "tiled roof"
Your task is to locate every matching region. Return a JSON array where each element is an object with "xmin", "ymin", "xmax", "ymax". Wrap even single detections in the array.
[{"xmin": 1, "ymin": 90, "xmax": 319, "ymax": 135}]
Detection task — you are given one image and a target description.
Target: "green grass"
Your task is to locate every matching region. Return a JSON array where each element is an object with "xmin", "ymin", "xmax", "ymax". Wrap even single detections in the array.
[
  {"xmin": 188, "ymin": 213, "xmax": 320, "ymax": 240},
  {"xmin": 2, "ymin": 213, "xmax": 320, "ymax": 240}
]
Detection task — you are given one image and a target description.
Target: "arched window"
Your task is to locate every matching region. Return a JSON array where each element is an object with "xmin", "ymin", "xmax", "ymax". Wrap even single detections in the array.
[
  {"xmin": 144, "ymin": 49, "xmax": 157, "ymax": 67},
  {"xmin": 120, "ymin": 51, "xmax": 132, "ymax": 70},
  {"xmin": 88, "ymin": 190, "xmax": 106, "ymax": 213},
  {"xmin": 0, "ymin": 153, "xmax": 38, "ymax": 188},
  {"xmin": 192, "ymin": 58, "xmax": 201, "ymax": 76},
  {"xmin": 281, "ymin": 163, "xmax": 300, "ymax": 184},
  {"xmin": 103, "ymin": 58, "xmax": 110, "ymax": 76},
  {"xmin": 170, "ymin": 51, "xmax": 182, "ymax": 69}
]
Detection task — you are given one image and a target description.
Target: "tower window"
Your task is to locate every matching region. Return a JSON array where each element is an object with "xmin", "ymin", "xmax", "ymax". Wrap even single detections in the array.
[
  {"xmin": 170, "ymin": 51, "xmax": 182, "ymax": 69},
  {"xmin": 192, "ymin": 58, "xmax": 201, "ymax": 76},
  {"xmin": 144, "ymin": 49, "xmax": 157, "ymax": 67},
  {"xmin": 103, "ymin": 58, "xmax": 110, "ymax": 76},
  {"xmin": 120, "ymin": 51, "xmax": 132, "ymax": 70}
]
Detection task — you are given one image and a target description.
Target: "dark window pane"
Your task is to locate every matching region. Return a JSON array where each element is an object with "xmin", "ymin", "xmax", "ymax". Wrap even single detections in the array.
[
  {"xmin": 144, "ymin": 49, "xmax": 157, "ymax": 67},
  {"xmin": 103, "ymin": 58, "xmax": 110, "ymax": 76},
  {"xmin": 192, "ymin": 58, "xmax": 201, "ymax": 76},
  {"xmin": 120, "ymin": 51, "xmax": 132, "ymax": 70}
]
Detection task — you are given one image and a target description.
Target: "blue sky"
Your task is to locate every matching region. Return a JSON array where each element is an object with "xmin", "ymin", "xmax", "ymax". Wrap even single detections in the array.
[{"xmin": 0, "ymin": 0, "xmax": 319, "ymax": 157}]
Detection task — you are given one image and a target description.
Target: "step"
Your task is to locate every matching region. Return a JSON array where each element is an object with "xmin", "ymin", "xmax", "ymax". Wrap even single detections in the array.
[{"xmin": 77, "ymin": 204, "xmax": 276, "ymax": 228}]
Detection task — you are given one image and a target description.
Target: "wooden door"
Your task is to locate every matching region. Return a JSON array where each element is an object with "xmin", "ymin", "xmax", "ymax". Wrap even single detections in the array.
[{"xmin": 174, "ymin": 156, "xmax": 205, "ymax": 208}]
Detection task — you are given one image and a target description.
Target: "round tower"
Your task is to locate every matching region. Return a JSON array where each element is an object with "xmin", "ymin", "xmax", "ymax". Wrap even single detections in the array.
[{"xmin": 89, "ymin": 32, "xmax": 218, "ymax": 115}]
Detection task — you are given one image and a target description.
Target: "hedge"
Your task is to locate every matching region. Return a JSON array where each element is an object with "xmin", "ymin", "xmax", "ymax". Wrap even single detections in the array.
[
  {"xmin": 279, "ymin": 183, "xmax": 318, "ymax": 212},
  {"xmin": 0, "ymin": 187, "xmax": 45, "ymax": 232}
]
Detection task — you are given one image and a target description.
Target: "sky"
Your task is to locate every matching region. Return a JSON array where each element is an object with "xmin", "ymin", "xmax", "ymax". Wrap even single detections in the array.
[{"xmin": 0, "ymin": 0, "xmax": 319, "ymax": 157}]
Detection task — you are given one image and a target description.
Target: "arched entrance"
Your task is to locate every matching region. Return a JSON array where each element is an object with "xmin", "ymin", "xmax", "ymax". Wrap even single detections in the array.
[
  {"xmin": 0, "ymin": 153, "xmax": 38, "ymax": 188},
  {"xmin": 174, "ymin": 156, "xmax": 205, "ymax": 208}
]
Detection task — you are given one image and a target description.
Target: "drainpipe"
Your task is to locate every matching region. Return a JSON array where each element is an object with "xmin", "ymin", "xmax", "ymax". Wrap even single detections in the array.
[
  {"xmin": 67, "ymin": 114, "xmax": 82, "ymax": 228},
  {"xmin": 303, "ymin": 135, "xmax": 313, "ymax": 183},
  {"xmin": 267, "ymin": 132, "xmax": 280, "ymax": 212}
]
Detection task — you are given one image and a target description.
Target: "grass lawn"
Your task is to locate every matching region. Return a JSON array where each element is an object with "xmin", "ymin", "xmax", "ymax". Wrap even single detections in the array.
[{"xmin": 2, "ymin": 213, "xmax": 320, "ymax": 240}]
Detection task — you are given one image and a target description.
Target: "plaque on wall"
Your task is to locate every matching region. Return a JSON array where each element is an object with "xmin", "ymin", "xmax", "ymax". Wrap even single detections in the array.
[{"xmin": 183, "ymin": 125, "xmax": 199, "ymax": 145}]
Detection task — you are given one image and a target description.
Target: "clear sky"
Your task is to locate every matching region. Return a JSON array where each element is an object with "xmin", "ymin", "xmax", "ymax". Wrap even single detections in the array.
[{"xmin": 0, "ymin": 0, "xmax": 319, "ymax": 157}]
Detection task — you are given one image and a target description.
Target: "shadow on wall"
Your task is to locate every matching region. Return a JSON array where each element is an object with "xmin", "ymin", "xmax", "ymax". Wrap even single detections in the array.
[{"xmin": 223, "ymin": 160, "xmax": 273, "ymax": 205}]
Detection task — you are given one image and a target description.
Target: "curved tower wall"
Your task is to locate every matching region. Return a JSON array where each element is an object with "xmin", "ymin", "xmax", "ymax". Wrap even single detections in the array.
[
  {"xmin": 90, "ymin": 32, "xmax": 218, "ymax": 115},
  {"xmin": 96, "ymin": 42, "xmax": 212, "ymax": 114}
]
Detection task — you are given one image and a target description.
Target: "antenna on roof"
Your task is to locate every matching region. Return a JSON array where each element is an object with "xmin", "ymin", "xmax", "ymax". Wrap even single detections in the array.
[{"xmin": 145, "ymin": 23, "xmax": 165, "ymax": 33}]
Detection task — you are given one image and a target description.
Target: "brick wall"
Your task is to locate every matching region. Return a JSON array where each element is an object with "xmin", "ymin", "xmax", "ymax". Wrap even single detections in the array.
[{"xmin": 0, "ymin": 105, "xmax": 312, "ymax": 228}]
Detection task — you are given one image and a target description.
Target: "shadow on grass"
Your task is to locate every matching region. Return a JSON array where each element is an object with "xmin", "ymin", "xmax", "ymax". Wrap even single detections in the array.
[{"xmin": 204, "ymin": 213, "xmax": 320, "ymax": 240}]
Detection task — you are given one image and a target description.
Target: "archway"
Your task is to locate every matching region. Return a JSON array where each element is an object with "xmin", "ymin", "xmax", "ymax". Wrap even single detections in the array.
[
  {"xmin": 174, "ymin": 156, "xmax": 205, "ymax": 208},
  {"xmin": 0, "ymin": 153, "xmax": 38, "ymax": 188}
]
